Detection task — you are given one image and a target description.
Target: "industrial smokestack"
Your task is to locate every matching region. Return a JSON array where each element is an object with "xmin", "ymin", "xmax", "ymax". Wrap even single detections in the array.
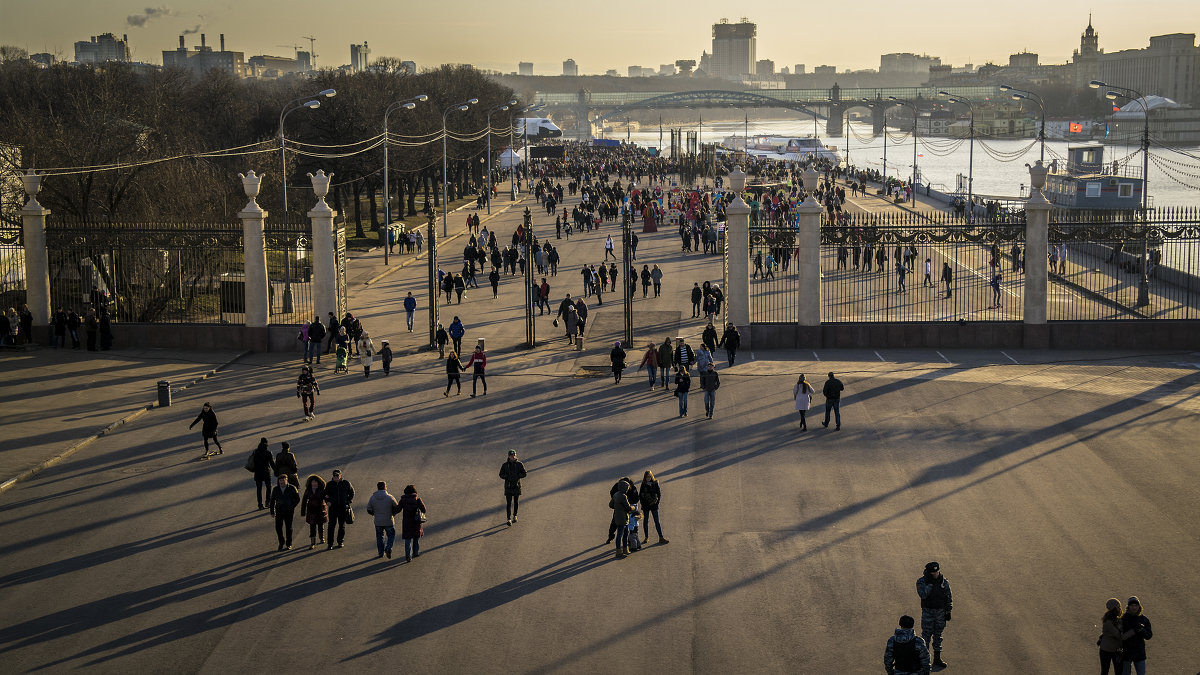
[
  {"xmin": 200, "ymin": 33, "xmax": 206, "ymax": 48},
  {"xmin": 220, "ymin": 34, "xmax": 225, "ymax": 52},
  {"xmin": 179, "ymin": 35, "xmax": 185, "ymax": 49}
]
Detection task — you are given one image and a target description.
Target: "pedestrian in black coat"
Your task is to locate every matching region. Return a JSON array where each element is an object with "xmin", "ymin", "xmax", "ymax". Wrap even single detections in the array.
[
  {"xmin": 189, "ymin": 402, "xmax": 223, "ymax": 457},
  {"xmin": 250, "ymin": 437, "xmax": 276, "ymax": 509},
  {"xmin": 323, "ymin": 469, "xmax": 355, "ymax": 549},
  {"xmin": 499, "ymin": 449, "xmax": 527, "ymax": 525},
  {"xmin": 268, "ymin": 475, "xmax": 301, "ymax": 550},
  {"xmin": 718, "ymin": 323, "xmax": 741, "ymax": 367},
  {"xmin": 606, "ymin": 477, "xmax": 640, "ymax": 543}
]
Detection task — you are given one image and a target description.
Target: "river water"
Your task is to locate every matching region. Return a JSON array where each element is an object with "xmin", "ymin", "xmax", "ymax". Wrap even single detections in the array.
[{"xmin": 617, "ymin": 119, "xmax": 1200, "ymax": 208}]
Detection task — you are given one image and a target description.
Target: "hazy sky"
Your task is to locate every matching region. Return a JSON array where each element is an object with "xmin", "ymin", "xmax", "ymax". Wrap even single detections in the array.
[{"xmin": 3, "ymin": 0, "xmax": 1198, "ymax": 74}]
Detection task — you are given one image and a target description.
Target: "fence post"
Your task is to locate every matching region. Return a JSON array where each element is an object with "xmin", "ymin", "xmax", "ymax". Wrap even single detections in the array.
[
  {"xmin": 796, "ymin": 167, "xmax": 824, "ymax": 342},
  {"xmin": 307, "ymin": 170, "xmax": 339, "ymax": 320},
  {"xmin": 724, "ymin": 167, "xmax": 751, "ymax": 342},
  {"xmin": 19, "ymin": 171, "xmax": 51, "ymax": 345},
  {"xmin": 1024, "ymin": 160, "xmax": 1051, "ymax": 347},
  {"xmin": 238, "ymin": 172, "xmax": 269, "ymax": 332}
]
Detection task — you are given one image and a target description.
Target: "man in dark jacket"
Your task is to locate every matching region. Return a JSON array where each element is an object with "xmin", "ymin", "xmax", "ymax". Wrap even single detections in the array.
[
  {"xmin": 700, "ymin": 363, "xmax": 721, "ymax": 419},
  {"xmin": 268, "ymin": 474, "xmax": 301, "ymax": 551},
  {"xmin": 325, "ymin": 312, "xmax": 339, "ymax": 354},
  {"xmin": 574, "ymin": 298, "xmax": 588, "ymax": 335},
  {"xmin": 821, "ymin": 372, "xmax": 844, "ymax": 430},
  {"xmin": 606, "ymin": 477, "xmax": 640, "ymax": 544},
  {"xmin": 306, "ymin": 315, "xmax": 326, "ymax": 364},
  {"xmin": 690, "ymin": 283, "xmax": 703, "ymax": 317},
  {"xmin": 916, "ymin": 561, "xmax": 952, "ymax": 668},
  {"xmin": 323, "ymin": 469, "xmax": 355, "ymax": 549},
  {"xmin": 498, "ymin": 449, "xmax": 527, "ymax": 526},
  {"xmin": 884, "ymin": 615, "xmax": 930, "ymax": 675},
  {"xmin": 250, "ymin": 438, "xmax": 275, "ymax": 509}
]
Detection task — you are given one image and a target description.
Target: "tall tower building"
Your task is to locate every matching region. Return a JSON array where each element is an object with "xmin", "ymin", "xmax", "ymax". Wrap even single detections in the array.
[
  {"xmin": 562, "ymin": 59, "xmax": 578, "ymax": 77},
  {"xmin": 710, "ymin": 18, "xmax": 756, "ymax": 79},
  {"xmin": 350, "ymin": 42, "xmax": 370, "ymax": 72},
  {"xmin": 1073, "ymin": 17, "xmax": 1101, "ymax": 88}
]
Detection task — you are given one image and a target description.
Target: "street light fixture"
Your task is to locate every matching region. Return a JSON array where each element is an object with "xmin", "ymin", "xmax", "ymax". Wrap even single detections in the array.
[
  {"xmin": 278, "ymin": 88, "xmax": 336, "ymax": 313},
  {"xmin": 862, "ymin": 97, "xmax": 888, "ymax": 183},
  {"xmin": 888, "ymin": 96, "xmax": 920, "ymax": 193},
  {"xmin": 939, "ymin": 91, "xmax": 976, "ymax": 220},
  {"xmin": 1000, "ymin": 84, "xmax": 1045, "ymax": 162},
  {"xmin": 442, "ymin": 98, "xmax": 478, "ymax": 238},
  {"xmin": 486, "ymin": 100, "xmax": 517, "ymax": 215},
  {"xmin": 1094, "ymin": 79, "xmax": 1153, "ymax": 306},
  {"xmin": 382, "ymin": 94, "xmax": 428, "ymax": 265}
]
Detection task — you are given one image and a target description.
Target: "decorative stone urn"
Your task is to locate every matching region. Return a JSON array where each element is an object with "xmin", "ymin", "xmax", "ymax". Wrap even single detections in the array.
[
  {"xmin": 1028, "ymin": 160, "xmax": 1048, "ymax": 192},
  {"xmin": 308, "ymin": 170, "xmax": 333, "ymax": 204},
  {"xmin": 21, "ymin": 170, "xmax": 43, "ymax": 209},
  {"xmin": 728, "ymin": 165, "xmax": 747, "ymax": 192}
]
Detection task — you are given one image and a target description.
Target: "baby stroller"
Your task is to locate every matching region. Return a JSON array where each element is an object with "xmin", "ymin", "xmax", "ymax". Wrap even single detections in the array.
[
  {"xmin": 334, "ymin": 344, "xmax": 349, "ymax": 373},
  {"xmin": 627, "ymin": 510, "xmax": 642, "ymax": 552}
]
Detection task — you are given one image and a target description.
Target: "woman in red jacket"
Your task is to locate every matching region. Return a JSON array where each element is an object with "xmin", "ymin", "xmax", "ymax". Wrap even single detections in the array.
[{"xmin": 463, "ymin": 344, "xmax": 487, "ymax": 397}]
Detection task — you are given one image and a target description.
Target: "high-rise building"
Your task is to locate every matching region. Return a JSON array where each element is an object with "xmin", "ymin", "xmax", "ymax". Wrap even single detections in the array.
[
  {"xmin": 1072, "ymin": 18, "xmax": 1102, "ymax": 89},
  {"xmin": 296, "ymin": 51, "xmax": 312, "ymax": 72},
  {"xmin": 248, "ymin": 54, "xmax": 304, "ymax": 78},
  {"xmin": 879, "ymin": 53, "xmax": 941, "ymax": 78},
  {"xmin": 710, "ymin": 19, "xmax": 756, "ymax": 79},
  {"xmin": 1098, "ymin": 33, "xmax": 1200, "ymax": 105},
  {"xmin": 794, "ymin": 64, "xmax": 805, "ymax": 75},
  {"xmin": 562, "ymin": 59, "xmax": 578, "ymax": 76},
  {"xmin": 74, "ymin": 33, "xmax": 130, "ymax": 64},
  {"xmin": 350, "ymin": 42, "xmax": 371, "ymax": 72},
  {"xmin": 518, "ymin": 61, "xmax": 534, "ymax": 76},
  {"xmin": 162, "ymin": 34, "xmax": 246, "ymax": 77},
  {"xmin": 756, "ymin": 59, "xmax": 775, "ymax": 76}
]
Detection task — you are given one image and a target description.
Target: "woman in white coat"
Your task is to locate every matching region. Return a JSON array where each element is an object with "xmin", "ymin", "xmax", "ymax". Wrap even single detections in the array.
[
  {"xmin": 359, "ymin": 332, "xmax": 375, "ymax": 378},
  {"xmin": 793, "ymin": 374, "xmax": 815, "ymax": 430}
]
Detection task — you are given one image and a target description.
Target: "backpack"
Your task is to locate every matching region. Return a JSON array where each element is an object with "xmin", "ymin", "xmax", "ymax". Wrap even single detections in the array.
[{"xmin": 892, "ymin": 638, "xmax": 920, "ymax": 673}]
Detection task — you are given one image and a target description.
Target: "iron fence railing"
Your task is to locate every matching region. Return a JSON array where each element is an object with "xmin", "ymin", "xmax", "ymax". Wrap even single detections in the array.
[
  {"xmin": 265, "ymin": 221, "xmax": 315, "ymax": 325},
  {"xmin": 0, "ymin": 214, "xmax": 25, "ymax": 309},
  {"xmin": 749, "ymin": 221, "xmax": 799, "ymax": 323}
]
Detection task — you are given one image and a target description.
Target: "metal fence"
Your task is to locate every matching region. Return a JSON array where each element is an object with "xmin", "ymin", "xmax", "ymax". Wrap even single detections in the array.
[
  {"xmin": 45, "ymin": 221, "xmax": 245, "ymax": 324},
  {"xmin": 265, "ymin": 221, "xmax": 315, "ymax": 325},
  {"xmin": 749, "ymin": 220, "xmax": 800, "ymax": 323},
  {"xmin": 1048, "ymin": 208, "xmax": 1200, "ymax": 321},
  {"xmin": 820, "ymin": 211, "xmax": 1026, "ymax": 323},
  {"xmin": 0, "ymin": 214, "xmax": 24, "ymax": 310}
]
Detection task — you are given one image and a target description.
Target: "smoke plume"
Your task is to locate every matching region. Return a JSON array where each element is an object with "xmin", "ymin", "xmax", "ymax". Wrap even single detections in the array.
[{"xmin": 126, "ymin": 7, "xmax": 173, "ymax": 28}]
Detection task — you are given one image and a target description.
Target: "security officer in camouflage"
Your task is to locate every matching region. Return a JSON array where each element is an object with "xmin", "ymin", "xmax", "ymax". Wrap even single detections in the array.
[{"xmin": 916, "ymin": 561, "xmax": 952, "ymax": 668}]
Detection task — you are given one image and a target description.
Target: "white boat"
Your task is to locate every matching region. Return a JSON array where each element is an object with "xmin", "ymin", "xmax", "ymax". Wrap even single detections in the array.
[{"xmin": 721, "ymin": 135, "xmax": 841, "ymax": 163}]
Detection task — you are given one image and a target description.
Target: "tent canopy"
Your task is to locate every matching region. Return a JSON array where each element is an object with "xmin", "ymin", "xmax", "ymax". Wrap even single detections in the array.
[{"xmin": 499, "ymin": 149, "xmax": 523, "ymax": 168}]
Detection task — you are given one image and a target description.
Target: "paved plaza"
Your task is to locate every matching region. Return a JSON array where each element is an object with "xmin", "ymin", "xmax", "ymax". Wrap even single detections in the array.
[{"xmin": 1, "ymin": 184, "xmax": 1199, "ymax": 672}]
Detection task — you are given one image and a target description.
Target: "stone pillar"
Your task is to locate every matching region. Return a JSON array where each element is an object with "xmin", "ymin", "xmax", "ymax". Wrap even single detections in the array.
[
  {"xmin": 237, "ymin": 171, "xmax": 269, "ymax": 330},
  {"xmin": 20, "ymin": 172, "xmax": 51, "ymax": 345},
  {"xmin": 1023, "ymin": 160, "xmax": 1051, "ymax": 348},
  {"xmin": 307, "ymin": 170, "xmax": 339, "ymax": 320},
  {"xmin": 724, "ymin": 167, "xmax": 751, "ymax": 341},
  {"xmin": 796, "ymin": 167, "xmax": 824, "ymax": 342}
]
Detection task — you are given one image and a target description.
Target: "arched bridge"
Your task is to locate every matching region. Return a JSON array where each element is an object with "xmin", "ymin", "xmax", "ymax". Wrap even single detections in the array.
[{"xmin": 535, "ymin": 85, "xmax": 1003, "ymax": 138}]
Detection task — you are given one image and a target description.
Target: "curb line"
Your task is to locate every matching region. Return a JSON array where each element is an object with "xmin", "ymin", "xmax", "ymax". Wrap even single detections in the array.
[{"xmin": 0, "ymin": 349, "xmax": 252, "ymax": 495}]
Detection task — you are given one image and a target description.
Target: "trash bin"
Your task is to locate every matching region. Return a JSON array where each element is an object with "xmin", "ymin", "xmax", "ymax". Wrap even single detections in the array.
[{"xmin": 157, "ymin": 380, "xmax": 172, "ymax": 407}]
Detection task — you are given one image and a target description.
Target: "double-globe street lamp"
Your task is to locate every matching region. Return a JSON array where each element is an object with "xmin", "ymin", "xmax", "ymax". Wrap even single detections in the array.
[
  {"xmin": 382, "ymin": 94, "xmax": 429, "ymax": 265},
  {"xmin": 1091, "ymin": 79, "xmax": 1153, "ymax": 306},
  {"xmin": 1000, "ymin": 84, "xmax": 1045, "ymax": 163},
  {"xmin": 441, "ymin": 98, "xmax": 478, "ymax": 238},
  {"xmin": 508, "ymin": 103, "xmax": 544, "ymax": 200},
  {"xmin": 279, "ymin": 88, "xmax": 337, "ymax": 313},
  {"xmin": 938, "ymin": 91, "xmax": 976, "ymax": 221},
  {"xmin": 486, "ymin": 100, "xmax": 518, "ymax": 215}
]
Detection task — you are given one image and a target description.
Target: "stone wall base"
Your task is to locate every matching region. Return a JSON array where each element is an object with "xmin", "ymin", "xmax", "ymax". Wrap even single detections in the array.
[{"xmin": 750, "ymin": 321, "xmax": 1200, "ymax": 350}]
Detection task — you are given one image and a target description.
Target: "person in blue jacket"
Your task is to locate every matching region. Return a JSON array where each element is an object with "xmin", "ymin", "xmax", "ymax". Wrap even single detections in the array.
[
  {"xmin": 403, "ymin": 292, "xmax": 417, "ymax": 332},
  {"xmin": 448, "ymin": 316, "xmax": 465, "ymax": 356}
]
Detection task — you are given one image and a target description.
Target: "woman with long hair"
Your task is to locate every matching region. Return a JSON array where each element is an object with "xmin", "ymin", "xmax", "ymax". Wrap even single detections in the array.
[
  {"xmin": 1097, "ymin": 598, "xmax": 1123, "ymax": 675},
  {"xmin": 299, "ymin": 474, "xmax": 328, "ymax": 550},
  {"xmin": 639, "ymin": 471, "xmax": 669, "ymax": 545},
  {"xmin": 793, "ymin": 374, "xmax": 816, "ymax": 430},
  {"xmin": 188, "ymin": 401, "xmax": 223, "ymax": 457},
  {"xmin": 399, "ymin": 485, "xmax": 427, "ymax": 562}
]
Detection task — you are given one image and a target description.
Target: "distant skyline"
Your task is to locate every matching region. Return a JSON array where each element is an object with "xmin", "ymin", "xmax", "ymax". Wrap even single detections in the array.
[{"xmin": 3, "ymin": 0, "xmax": 1198, "ymax": 74}]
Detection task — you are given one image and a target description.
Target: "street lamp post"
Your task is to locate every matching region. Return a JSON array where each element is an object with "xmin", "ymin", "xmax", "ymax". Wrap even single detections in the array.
[
  {"xmin": 1092, "ymin": 79, "xmax": 1152, "ymax": 306},
  {"xmin": 888, "ymin": 96, "xmax": 920, "ymax": 193},
  {"xmin": 1000, "ymin": 84, "xmax": 1045, "ymax": 162},
  {"xmin": 278, "ymin": 88, "xmax": 336, "ymax": 313},
  {"xmin": 523, "ymin": 208, "xmax": 535, "ymax": 347},
  {"xmin": 486, "ymin": 100, "xmax": 517, "ymax": 215},
  {"xmin": 940, "ymin": 91, "xmax": 976, "ymax": 220},
  {"xmin": 622, "ymin": 210, "xmax": 633, "ymax": 346},
  {"xmin": 426, "ymin": 210, "xmax": 438, "ymax": 349},
  {"xmin": 383, "ymin": 94, "xmax": 428, "ymax": 265},
  {"xmin": 442, "ymin": 98, "xmax": 478, "ymax": 238},
  {"xmin": 862, "ymin": 98, "xmax": 886, "ymax": 187}
]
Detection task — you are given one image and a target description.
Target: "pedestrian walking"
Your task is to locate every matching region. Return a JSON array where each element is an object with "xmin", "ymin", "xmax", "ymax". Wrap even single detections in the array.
[
  {"xmin": 325, "ymin": 312, "xmax": 339, "ymax": 354},
  {"xmin": 300, "ymin": 474, "xmax": 327, "ymax": 549},
  {"xmin": 404, "ymin": 292, "xmax": 417, "ymax": 332},
  {"xmin": 1097, "ymin": 598, "xmax": 1124, "ymax": 675},
  {"xmin": 674, "ymin": 337, "xmax": 695, "ymax": 375},
  {"xmin": 188, "ymin": 401, "xmax": 224, "ymax": 458},
  {"xmin": 641, "ymin": 265, "xmax": 652, "ymax": 298},
  {"xmin": 464, "ymin": 344, "xmax": 487, "ymax": 397},
  {"xmin": 444, "ymin": 351, "xmax": 464, "ymax": 397},
  {"xmin": 718, "ymin": 323, "xmax": 741, "ymax": 367},
  {"xmin": 638, "ymin": 470, "xmax": 669, "ymax": 544},
  {"xmin": 296, "ymin": 365, "xmax": 319, "ymax": 420},
  {"xmin": 274, "ymin": 441, "xmax": 300, "ymax": 490},
  {"xmin": 793, "ymin": 374, "xmax": 815, "ymax": 430},
  {"xmin": 701, "ymin": 321, "xmax": 718, "ymax": 353},
  {"xmin": 883, "ymin": 615, "xmax": 930, "ymax": 675},
  {"xmin": 249, "ymin": 437, "xmax": 276, "ymax": 510},
  {"xmin": 435, "ymin": 323, "xmax": 448, "ymax": 359},
  {"xmin": 1120, "ymin": 596, "xmax": 1153, "ymax": 675},
  {"xmin": 448, "ymin": 316, "xmax": 465, "ymax": 356},
  {"xmin": 699, "ymin": 363, "xmax": 720, "ymax": 419},
  {"xmin": 942, "ymin": 262, "xmax": 953, "ymax": 299},
  {"xmin": 989, "ymin": 272, "xmax": 1002, "ymax": 308},
  {"xmin": 489, "ymin": 268, "xmax": 500, "ymax": 298},
  {"xmin": 366, "ymin": 481, "xmax": 400, "ymax": 559},
  {"xmin": 916, "ymin": 561, "xmax": 952, "ymax": 668},
  {"xmin": 637, "ymin": 341, "xmax": 659, "ymax": 389},
  {"xmin": 609, "ymin": 478, "xmax": 635, "ymax": 558},
  {"xmin": 604, "ymin": 234, "xmax": 616, "ymax": 260},
  {"xmin": 398, "ymin": 485, "xmax": 427, "ymax": 562},
  {"xmin": 923, "ymin": 258, "xmax": 933, "ymax": 287},
  {"xmin": 267, "ymin": 475, "xmax": 301, "ymax": 551},
  {"xmin": 610, "ymin": 341, "xmax": 626, "ymax": 383},
  {"xmin": 380, "ymin": 340, "xmax": 392, "ymax": 376},
  {"xmin": 674, "ymin": 369, "xmax": 692, "ymax": 417},
  {"xmin": 323, "ymin": 469, "xmax": 355, "ymax": 550},
  {"xmin": 651, "ymin": 264, "xmax": 663, "ymax": 297},
  {"xmin": 691, "ymin": 283, "xmax": 702, "ymax": 317},
  {"xmin": 307, "ymin": 315, "xmax": 326, "ymax": 363},
  {"xmin": 657, "ymin": 338, "xmax": 674, "ymax": 390},
  {"xmin": 499, "ymin": 449, "xmax": 527, "ymax": 526},
  {"xmin": 821, "ymin": 372, "xmax": 844, "ymax": 430},
  {"xmin": 574, "ymin": 298, "xmax": 588, "ymax": 335}
]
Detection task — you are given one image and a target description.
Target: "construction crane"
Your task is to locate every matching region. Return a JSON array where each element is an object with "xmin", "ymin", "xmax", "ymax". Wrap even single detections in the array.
[
  {"xmin": 301, "ymin": 35, "xmax": 318, "ymax": 69},
  {"xmin": 276, "ymin": 44, "xmax": 302, "ymax": 57}
]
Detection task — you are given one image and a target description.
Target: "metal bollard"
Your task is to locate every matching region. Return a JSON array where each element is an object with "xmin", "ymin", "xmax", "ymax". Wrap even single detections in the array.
[{"xmin": 157, "ymin": 380, "xmax": 172, "ymax": 407}]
